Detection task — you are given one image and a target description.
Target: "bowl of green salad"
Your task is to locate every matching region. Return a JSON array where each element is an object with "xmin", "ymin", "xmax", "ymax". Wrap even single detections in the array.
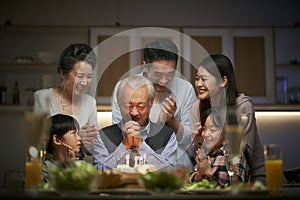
[{"xmin": 48, "ymin": 160, "xmax": 99, "ymax": 195}]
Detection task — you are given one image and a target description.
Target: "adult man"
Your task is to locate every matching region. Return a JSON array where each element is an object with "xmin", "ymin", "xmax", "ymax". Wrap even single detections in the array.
[
  {"xmin": 93, "ymin": 75, "xmax": 177, "ymax": 170},
  {"xmin": 111, "ymin": 39, "xmax": 197, "ymax": 165}
]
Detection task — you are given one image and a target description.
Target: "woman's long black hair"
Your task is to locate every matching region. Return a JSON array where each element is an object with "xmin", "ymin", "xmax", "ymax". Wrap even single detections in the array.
[{"xmin": 198, "ymin": 54, "xmax": 239, "ymax": 116}]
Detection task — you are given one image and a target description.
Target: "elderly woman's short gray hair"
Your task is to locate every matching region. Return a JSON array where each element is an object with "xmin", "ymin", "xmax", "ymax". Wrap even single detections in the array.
[{"xmin": 116, "ymin": 75, "xmax": 155, "ymax": 103}]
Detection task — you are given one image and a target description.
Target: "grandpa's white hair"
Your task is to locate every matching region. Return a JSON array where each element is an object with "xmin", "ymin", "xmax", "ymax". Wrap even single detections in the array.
[{"xmin": 116, "ymin": 75, "xmax": 155, "ymax": 103}]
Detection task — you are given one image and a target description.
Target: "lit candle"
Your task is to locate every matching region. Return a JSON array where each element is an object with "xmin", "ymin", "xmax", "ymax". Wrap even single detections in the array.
[
  {"xmin": 143, "ymin": 154, "xmax": 146, "ymax": 165},
  {"xmin": 134, "ymin": 156, "xmax": 138, "ymax": 168},
  {"xmin": 125, "ymin": 154, "xmax": 130, "ymax": 166},
  {"xmin": 139, "ymin": 156, "xmax": 143, "ymax": 166}
]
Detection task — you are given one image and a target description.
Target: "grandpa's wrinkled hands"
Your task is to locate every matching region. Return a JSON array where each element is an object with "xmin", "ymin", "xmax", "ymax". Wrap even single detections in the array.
[{"xmin": 122, "ymin": 120, "xmax": 143, "ymax": 149}]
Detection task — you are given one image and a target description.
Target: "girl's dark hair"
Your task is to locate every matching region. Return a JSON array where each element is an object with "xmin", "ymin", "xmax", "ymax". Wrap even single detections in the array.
[
  {"xmin": 200, "ymin": 107, "xmax": 224, "ymax": 129},
  {"xmin": 57, "ymin": 43, "xmax": 97, "ymax": 74},
  {"xmin": 46, "ymin": 114, "xmax": 80, "ymax": 154},
  {"xmin": 143, "ymin": 39, "xmax": 178, "ymax": 67},
  {"xmin": 200, "ymin": 108, "xmax": 211, "ymax": 126},
  {"xmin": 200, "ymin": 54, "xmax": 239, "ymax": 107}
]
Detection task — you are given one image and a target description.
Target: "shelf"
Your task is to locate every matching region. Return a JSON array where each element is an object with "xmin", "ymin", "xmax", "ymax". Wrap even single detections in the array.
[
  {"xmin": 254, "ymin": 104, "xmax": 300, "ymax": 111},
  {"xmin": 0, "ymin": 25, "xmax": 89, "ymax": 35},
  {"xmin": 276, "ymin": 64, "xmax": 300, "ymax": 67},
  {"xmin": 0, "ymin": 105, "xmax": 33, "ymax": 113},
  {"xmin": 0, "ymin": 63, "xmax": 57, "ymax": 73},
  {"xmin": 0, "ymin": 104, "xmax": 112, "ymax": 112},
  {"xmin": 0, "ymin": 26, "xmax": 89, "ymax": 67}
]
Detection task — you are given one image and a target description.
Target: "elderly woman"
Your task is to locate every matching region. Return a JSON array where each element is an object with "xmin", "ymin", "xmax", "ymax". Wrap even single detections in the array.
[{"xmin": 34, "ymin": 43, "xmax": 99, "ymax": 160}]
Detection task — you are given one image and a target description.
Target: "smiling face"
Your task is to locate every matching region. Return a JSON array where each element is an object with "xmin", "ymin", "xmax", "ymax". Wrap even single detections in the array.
[
  {"xmin": 201, "ymin": 115, "xmax": 223, "ymax": 153},
  {"xmin": 195, "ymin": 66, "xmax": 224, "ymax": 101},
  {"xmin": 145, "ymin": 60, "xmax": 176, "ymax": 93},
  {"xmin": 62, "ymin": 61, "xmax": 93, "ymax": 96},
  {"xmin": 60, "ymin": 129, "xmax": 82, "ymax": 153},
  {"xmin": 119, "ymin": 85, "xmax": 153, "ymax": 126}
]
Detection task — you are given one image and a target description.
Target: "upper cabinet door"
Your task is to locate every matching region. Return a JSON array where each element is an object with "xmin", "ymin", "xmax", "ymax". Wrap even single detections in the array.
[
  {"xmin": 90, "ymin": 27, "xmax": 181, "ymax": 104},
  {"xmin": 230, "ymin": 28, "xmax": 275, "ymax": 104},
  {"xmin": 182, "ymin": 28, "xmax": 275, "ymax": 104},
  {"xmin": 182, "ymin": 28, "xmax": 230, "ymax": 84}
]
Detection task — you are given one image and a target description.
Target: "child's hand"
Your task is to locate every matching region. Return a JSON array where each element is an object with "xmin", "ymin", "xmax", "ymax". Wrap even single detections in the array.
[
  {"xmin": 191, "ymin": 122, "xmax": 203, "ymax": 143},
  {"xmin": 67, "ymin": 149, "xmax": 79, "ymax": 160},
  {"xmin": 62, "ymin": 142, "xmax": 78, "ymax": 160},
  {"xmin": 195, "ymin": 149, "xmax": 211, "ymax": 176}
]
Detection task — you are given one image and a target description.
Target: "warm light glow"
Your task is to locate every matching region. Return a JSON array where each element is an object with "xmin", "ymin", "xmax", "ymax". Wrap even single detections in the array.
[
  {"xmin": 97, "ymin": 111, "xmax": 300, "ymax": 126},
  {"xmin": 97, "ymin": 112, "xmax": 112, "ymax": 128},
  {"xmin": 255, "ymin": 111, "xmax": 300, "ymax": 117}
]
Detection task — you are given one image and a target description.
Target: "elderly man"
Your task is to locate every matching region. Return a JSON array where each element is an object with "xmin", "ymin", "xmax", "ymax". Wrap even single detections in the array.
[
  {"xmin": 93, "ymin": 75, "xmax": 177, "ymax": 170},
  {"xmin": 111, "ymin": 39, "xmax": 197, "ymax": 166}
]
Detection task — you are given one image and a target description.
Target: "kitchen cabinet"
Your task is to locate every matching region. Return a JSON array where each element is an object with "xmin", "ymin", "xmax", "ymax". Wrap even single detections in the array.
[
  {"xmin": 275, "ymin": 28, "xmax": 300, "ymax": 104},
  {"xmin": 0, "ymin": 26, "xmax": 89, "ymax": 105},
  {"xmin": 1, "ymin": 26, "xmax": 298, "ymax": 106},
  {"xmin": 182, "ymin": 28, "xmax": 275, "ymax": 104}
]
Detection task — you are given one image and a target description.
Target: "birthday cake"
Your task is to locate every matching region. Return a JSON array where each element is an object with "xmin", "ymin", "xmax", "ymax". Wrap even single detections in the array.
[
  {"xmin": 114, "ymin": 153, "xmax": 157, "ymax": 174},
  {"xmin": 116, "ymin": 164, "xmax": 137, "ymax": 173},
  {"xmin": 115, "ymin": 163, "xmax": 157, "ymax": 174}
]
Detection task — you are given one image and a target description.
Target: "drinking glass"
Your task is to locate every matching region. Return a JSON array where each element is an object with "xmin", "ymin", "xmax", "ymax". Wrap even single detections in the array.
[
  {"xmin": 276, "ymin": 77, "xmax": 288, "ymax": 104},
  {"xmin": 264, "ymin": 144, "xmax": 283, "ymax": 190},
  {"xmin": 25, "ymin": 162, "xmax": 42, "ymax": 190},
  {"xmin": 24, "ymin": 112, "xmax": 50, "ymax": 190},
  {"xmin": 223, "ymin": 107, "xmax": 246, "ymax": 191},
  {"xmin": 224, "ymin": 124, "xmax": 245, "ymax": 187}
]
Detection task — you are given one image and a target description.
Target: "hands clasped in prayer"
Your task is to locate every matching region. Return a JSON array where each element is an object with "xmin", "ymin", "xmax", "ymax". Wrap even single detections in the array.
[{"xmin": 122, "ymin": 120, "xmax": 143, "ymax": 149}]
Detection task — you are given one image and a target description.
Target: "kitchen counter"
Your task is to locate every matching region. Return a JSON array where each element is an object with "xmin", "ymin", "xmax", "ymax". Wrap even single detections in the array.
[
  {"xmin": 1, "ymin": 104, "xmax": 300, "ymax": 112},
  {"xmin": 254, "ymin": 104, "xmax": 300, "ymax": 111},
  {"xmin": 0, "ymin": 186, "xmax": 299, "ymax": 200},
  {"xmin": 97, "ymin": 104, "xmax": 300, "ymax": 112}
]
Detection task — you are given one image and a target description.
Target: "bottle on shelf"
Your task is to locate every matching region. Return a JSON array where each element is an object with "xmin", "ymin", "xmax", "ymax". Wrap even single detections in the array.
[
  {"xmin": 13, "ymin": 81, "xmax": 20, "ymax": 105},
  {"xmin": 0, "ymin": 75, "xmax": 7, "ymax": 104},
  {"xmin": 276, "ymin": 76, "xmax": 289, "ymax": 104}
]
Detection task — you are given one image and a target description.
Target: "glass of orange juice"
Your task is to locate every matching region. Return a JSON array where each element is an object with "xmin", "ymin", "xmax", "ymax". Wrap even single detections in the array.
[
  {"xmin": 264, "ymin": 144, "xmax": 283, "ymax": 190},
  {"xmin": 25, "ymin": 161, "xmax": 42, "ymax": 190},
  {"xmin": 25, "ymin": 146, "xmax": 43, "ymax": 190}
]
